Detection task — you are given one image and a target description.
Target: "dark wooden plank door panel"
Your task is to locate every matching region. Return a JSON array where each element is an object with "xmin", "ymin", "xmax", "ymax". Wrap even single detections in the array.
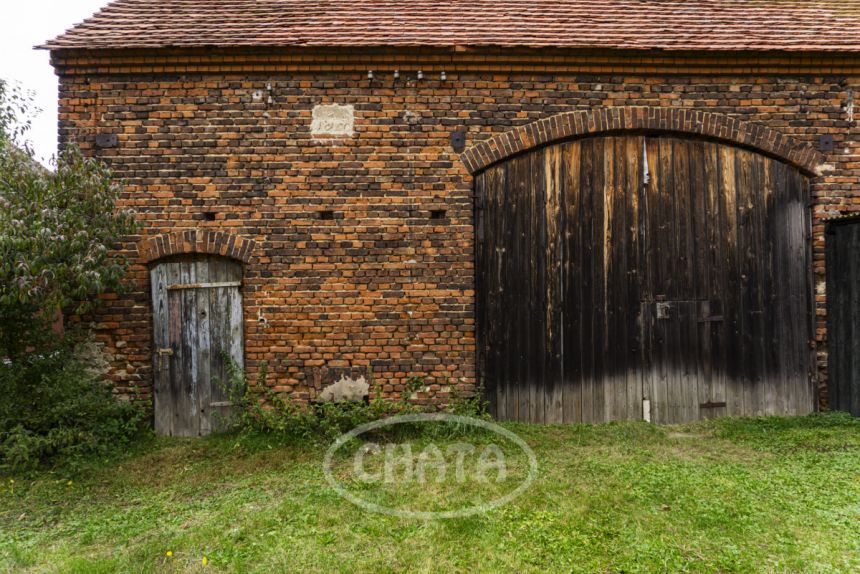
[
  {"xmin": 477, "ymin": 135, "xmax": 813, "ymax": 423},
  {"xmin": 150, "ymin": 256, "xmax": 244, "ymax": 436},
  {"xmin": 826, "ymin": 220, "xmax": 860, "ymax": 416}
]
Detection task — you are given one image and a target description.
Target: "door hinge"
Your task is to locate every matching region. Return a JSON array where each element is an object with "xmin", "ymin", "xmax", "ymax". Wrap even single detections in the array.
[{"xmin": 157, "ymin": 348, "xmax": 174, "ymax": 356}]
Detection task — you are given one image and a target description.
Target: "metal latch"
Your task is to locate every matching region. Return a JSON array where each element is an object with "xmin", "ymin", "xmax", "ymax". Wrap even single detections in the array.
[
  {"xmin": 656, "ymin": 302, "xmax": 671, "ymax": 320},
  {"xmin": 156, "ymin": 348, "xmax": 173, "ymax": 369}
]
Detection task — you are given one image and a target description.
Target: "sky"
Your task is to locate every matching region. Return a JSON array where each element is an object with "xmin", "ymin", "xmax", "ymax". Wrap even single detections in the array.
[{"xmin": 1, "ymin": 0, "xmax": 112, "ymax": 167}]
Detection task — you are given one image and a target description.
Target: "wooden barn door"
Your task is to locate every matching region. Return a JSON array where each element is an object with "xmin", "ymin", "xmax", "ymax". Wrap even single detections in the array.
[
  {"xmin": 826, "ymin": 219, "xmax": 860, "ymax": 416},
  {"xmin": 476, "ymin": 135, "xmax": 814, "ymax": 424},
  {"xmin": 637, "ymin": 139, "xmax": 731, "ymax": 423},
  {"xmin": 150, "ymin": 256, "xmax": 244, "ymax": 436}
]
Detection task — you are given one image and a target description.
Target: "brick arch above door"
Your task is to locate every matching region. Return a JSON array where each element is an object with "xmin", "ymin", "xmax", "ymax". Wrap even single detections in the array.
[
  {"xmin": 137, "ymin": 230, "xmax": 257, "ymax": 265},
  {"xmin": 460, "ymin": 107, "xmax": 825, "ymax": 176}
]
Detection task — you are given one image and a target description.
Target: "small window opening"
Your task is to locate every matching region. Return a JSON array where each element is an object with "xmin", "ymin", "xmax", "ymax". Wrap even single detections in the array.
[
  {"xmin": 430, "ymin": 209, "xmax": 447, "ymax": 220},
  {"xmin": 319, "ymin": 210, "xmax": 335, "ymax": 220},
  {"xmin": 203, "ymin": 211, "xmax": 217, "ymax": 221}
]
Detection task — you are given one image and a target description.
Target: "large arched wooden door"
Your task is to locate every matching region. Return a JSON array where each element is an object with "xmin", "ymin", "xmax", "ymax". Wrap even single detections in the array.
[
  {"xmin": 476, "ymin": 135, "xmax": 814, "ymax": 423},
  {"xmin": 150, "ymin": 255, "xmax": 244, "ymax": 436}
]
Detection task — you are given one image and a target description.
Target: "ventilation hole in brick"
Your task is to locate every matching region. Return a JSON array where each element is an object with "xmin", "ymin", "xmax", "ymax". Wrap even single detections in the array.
[
  {"xmin": 430, "ymin": 209, "xmax": 447, "ymax": 220},
  {"xmin": 319, "ymin": 210, "xmax": 335, "ymax": 220},
  {"xmin": 203, "ymin": 212, "xmax": 217, "ymax": 221}
]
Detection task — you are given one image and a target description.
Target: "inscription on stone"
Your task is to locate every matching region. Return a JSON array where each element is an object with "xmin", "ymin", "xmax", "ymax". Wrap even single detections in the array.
[{"xmin": 311, "ymin": 104, "xmax": 354, "ymax": 137}]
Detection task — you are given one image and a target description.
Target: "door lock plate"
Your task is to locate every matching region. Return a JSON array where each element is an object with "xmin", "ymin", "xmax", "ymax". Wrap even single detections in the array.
[{"xmin": 656, "ymin": 302, "xmax": 671, "ymax": 320}]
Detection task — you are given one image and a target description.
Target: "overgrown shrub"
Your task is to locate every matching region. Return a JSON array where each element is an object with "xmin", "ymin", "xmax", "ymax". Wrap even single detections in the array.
[
  {"xmin": 0, "ymin": 345, "xmax": 145, "ymax": 473},
  {"xmin": 220, "ymin": 359, "xmax": 488, "ymax": 443}
]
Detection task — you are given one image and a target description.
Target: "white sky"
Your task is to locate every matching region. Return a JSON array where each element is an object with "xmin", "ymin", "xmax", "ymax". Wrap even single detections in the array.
[{"xmin": 1, "ymin": 0, "xmax": 112, "ymax": 166}]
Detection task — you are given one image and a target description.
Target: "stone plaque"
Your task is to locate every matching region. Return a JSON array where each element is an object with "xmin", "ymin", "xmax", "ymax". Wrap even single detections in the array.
[{"xmin": 311, "ymin": 104, "xmax": 354, "ymax": 137}]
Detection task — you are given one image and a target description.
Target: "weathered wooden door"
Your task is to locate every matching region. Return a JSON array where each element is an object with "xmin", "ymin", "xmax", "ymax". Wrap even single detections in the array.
[
  {"xmin": 476, "ymin": 135, "xmax": 814, "ymax": 423},
  {"xmin": 826, "ymin": 219, "xmax": 860, "ymax": 416},
  {"xmin": 150, "ymin": 256, "xmax": 244, "ymax": 436}
]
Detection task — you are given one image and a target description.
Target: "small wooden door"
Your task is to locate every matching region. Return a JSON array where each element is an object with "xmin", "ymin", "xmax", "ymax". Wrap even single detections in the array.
[{"xmin": 150, "ymin": 256, "xmax": 244, "ymax": 436}]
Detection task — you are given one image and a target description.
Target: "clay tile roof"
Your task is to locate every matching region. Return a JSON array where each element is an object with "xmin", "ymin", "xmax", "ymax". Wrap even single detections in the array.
[{"xmin": 40, "ymin": 0, "xmax": 860, "ymax": 52}]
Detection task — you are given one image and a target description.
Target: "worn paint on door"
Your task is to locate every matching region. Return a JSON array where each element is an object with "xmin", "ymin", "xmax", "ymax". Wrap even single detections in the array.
[{"xmin": 150, "ymin": 255, "xmax": 244, "ymax": 436}]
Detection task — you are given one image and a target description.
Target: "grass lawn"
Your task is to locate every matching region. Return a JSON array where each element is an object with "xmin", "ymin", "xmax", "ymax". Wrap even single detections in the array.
[{"xmin": 1, "ymin": 414, "xmax": 859, "ymax": 573}]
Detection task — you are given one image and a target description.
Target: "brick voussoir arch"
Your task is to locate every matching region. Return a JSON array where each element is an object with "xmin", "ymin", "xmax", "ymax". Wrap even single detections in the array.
[
  {"xmin": 137, "ymin": 230, "xmax": 256, "ymax": 265},
  {"xmin": 460, "ymin": 107, "xmax": 825, "ymax": 176}
]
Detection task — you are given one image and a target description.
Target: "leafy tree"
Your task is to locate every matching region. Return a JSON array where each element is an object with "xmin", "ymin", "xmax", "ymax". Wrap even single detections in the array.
[
  {"xmin": 0, "ymin": 79, "xmax": 137, "ymax": 358},
  {"xmin": 0, "ymin": 81, "xmax": 144, "ymax": 472}
]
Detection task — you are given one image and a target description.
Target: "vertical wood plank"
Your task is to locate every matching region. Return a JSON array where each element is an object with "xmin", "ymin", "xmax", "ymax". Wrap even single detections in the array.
[
  {"xmin": 593, "ymin": 137, "xmax": 607, "ymax": 423},
  {"xmin": 718, "ymin": 146, "xmax": 743, "ymax": 417},
  {"xmin": 658, "ymin": 138, "xmax": 679, "ymax": 423},
  {"xmin": 474, "ymin": 172, "xmax": 489, "ymax": 415},
  {"xmin": 605, "ymin": 137, "xmax": 636, "ymax": 420},
  {"xmin": 196, "ymin": 259, "xmax": 212, "ymax": 435},
  {"xmin": 772, "ymin": 160, "xmax": 793, "ymax": 415},
  {"xmin": 692, "ymin": 142, "xmax": 713, "ymax": 418},
  {"xmin": 679, "ymin": 300, "xmax": 699, "ymax": 422},
  {"xmin": 580, "ymin": 139, "xmax": 595, "ymax": 423},
  {"xmin": 672, "ymin": 139, "xmax": 696, "ymax": 422},
  {"xmin": 601, "ymin": 136, "xmax": 617, "ymax": 422},
  {"xmin": 509, "ymin": 155, "xmax": 526, "ymax": 422},
  {"xmin": 166, "ymin": 261, "xmax": 184, "ymax": 436},
  {"xmin": 516, "ymin": 153, "xmax": 532, "ymax": 422},
  {"xmin": 786, "ymin": 172, "xmax": 813, "ymax": 413},
  {"xmin": 228, "ymin": 268, "xmax": 245, "ymax": 369},
  {"xmin": 626, "ymin": 136, "xmax": 644, "ymax": 420},
  {"xmin": 562, "ymin": 141, "xmax": 584, "ymax": 423},
  {"xmin": 503, "ymin": 158, "xmax": 520, "ymax": 422},
  {"xmin": 840, "ymin": 223, "xmax": 853, "ymax": 414},
  {"xmin": 703, "ymin": 142, "xmax": 727, "ymax": 418},
  {"xmin": 150, "ymin": 264, "xmax": 171, "ymax": 435},
  {"xmin": 491, "ymin": 165, "xmax": 509, "ymax": 421},
  {"xmin": 180, "ymin": 261, "xmax": 200, "ymax": 436},
  {"xmin": 760, "ymin": 159, "xmax": 779, "ymax": 415},
  {"xmin": 826, "ymin": 224, "xmax": 841, "ymax": 412},
  {"xmin": 208, "ymin": 258, "xmax": 228, "ymax": 412},
  {"xmin": 525, "ymin": 150, "xmax": 542, "ymax": 423},
  {"xmin": 644, "ymin": 137, "xmax": 667, "ymax": 422},
  {"xmin": 750, "ymin": 153, "xmax": 768, "ymax": 416},
  {"xmin": 801, "ymin": 178, "xmax": 817, "ymax": 415},
  {"xmin": 545, "ymin": 145, "xmax": 564, "ymax": 423},
  {"xmin": 736, "ymin": 149, "xmax": 754, "ymax": 416}
]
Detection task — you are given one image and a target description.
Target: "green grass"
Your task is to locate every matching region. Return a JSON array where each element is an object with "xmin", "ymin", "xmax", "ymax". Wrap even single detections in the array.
[{"xmin": 2, "ymin": 414, "xmax": 860, "ymax": 573}]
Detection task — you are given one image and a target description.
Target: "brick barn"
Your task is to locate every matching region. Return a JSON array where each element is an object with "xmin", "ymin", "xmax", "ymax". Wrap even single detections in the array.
[{"xmin": 41, "ymin": 1, "xmax": 860, "ymax": 434}]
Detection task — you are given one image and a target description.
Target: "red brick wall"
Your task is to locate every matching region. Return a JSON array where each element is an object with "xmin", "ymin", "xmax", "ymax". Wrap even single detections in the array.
[{"xmin": 55, "ymin": 57, "xmax": 860, "ymax": 410}]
